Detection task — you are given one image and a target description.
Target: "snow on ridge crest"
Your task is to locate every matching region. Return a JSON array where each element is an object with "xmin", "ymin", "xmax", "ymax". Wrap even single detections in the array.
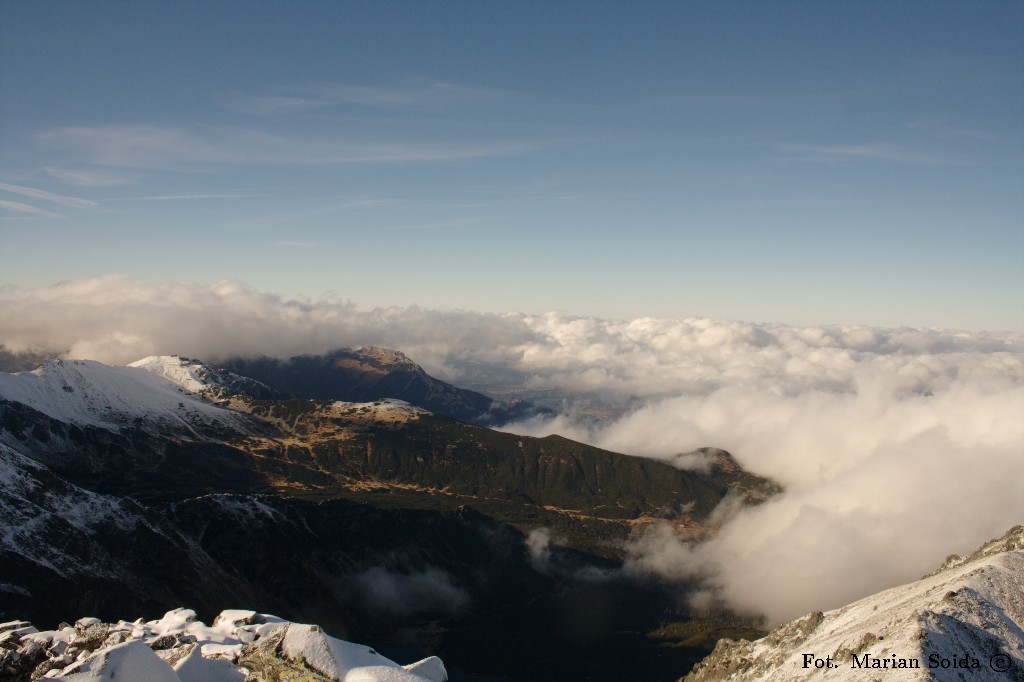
[
  {"xmin": 0, "ymin": 358, "xmax": 239, "ymax": 432},
  {"xmin": 685, "ymin": 525, "xmax": 1024, "ymax": 681},
  {"xmin": 129, "ymin": 354, "xmax": 281, "ymax": 402},
  {"xmin": 128, "ymin": 355, "xmax": 210, "ymax": 394}
]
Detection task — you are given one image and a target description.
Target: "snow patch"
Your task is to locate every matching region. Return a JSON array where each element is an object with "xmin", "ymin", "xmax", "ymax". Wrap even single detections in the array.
[
  {"xmin": 51, "ymin": 639, "xmax": 181, "ymax": 682},
  {"xmin": 332, "ymin": 399, "xmax": 430, "ymax": 423},
  {"xmin": 0, "ymin": 442, "xmax": 156, "ymax": 577},
  {"xmin": 129, "ymin": 355, "xmax": 210, "ymax": 394}
]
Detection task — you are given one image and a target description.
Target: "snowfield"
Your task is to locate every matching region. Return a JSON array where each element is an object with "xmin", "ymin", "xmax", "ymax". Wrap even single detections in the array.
[
  {"xmin": 0, "ymin": 442, "xmax": 155, "ymax": 578},
  {"xmin": 0, "ymin": 608, "xmax": 447, "ymax": 682},
  {"xmin": 0, "ymin": 358, "xmax": 244, "ymax": 435},
  {"xmin": 128, "ymin": 356, "xmax": 214, "ymax": 394}
]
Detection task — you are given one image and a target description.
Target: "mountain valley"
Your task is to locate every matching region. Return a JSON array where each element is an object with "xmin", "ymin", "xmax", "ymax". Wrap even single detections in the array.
[
  {"xmin": 1, "ymin": 349, "xmax": 1022, "ymax": 680},
  {"xmin": 1, "ymin": 351, "xmax": 774, "ymax": 681}
]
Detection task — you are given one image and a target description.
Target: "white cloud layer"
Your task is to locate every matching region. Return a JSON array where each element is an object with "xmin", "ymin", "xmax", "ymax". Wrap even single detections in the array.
[
  {"xmin": 352, "ymin": 567, "xmax": 469, "ymax": 616},
  {"xmin": 604, "ymin": 379, "xmax": 1024, "ymax": 622},
  {"xmin": 1, "ymin": 275, "xmax": 1021, "ymax": 623}
]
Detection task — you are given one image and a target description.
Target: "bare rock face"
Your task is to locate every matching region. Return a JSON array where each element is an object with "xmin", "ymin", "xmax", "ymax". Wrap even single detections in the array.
[
  {"xmin": 0, "ymin": 608, "xmax": 447, "ymax": 682},
  {"xmin": 684, "ymin": 526, "xmax": 1024, "ymax": 681}
]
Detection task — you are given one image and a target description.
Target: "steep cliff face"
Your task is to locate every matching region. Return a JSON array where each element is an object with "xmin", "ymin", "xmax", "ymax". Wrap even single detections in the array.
[{"xmin": 685, "ymin": 526, "xmax": 1024, "ymax": 682}]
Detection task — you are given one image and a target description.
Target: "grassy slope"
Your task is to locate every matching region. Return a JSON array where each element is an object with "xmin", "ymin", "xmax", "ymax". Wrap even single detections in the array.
[{"xmin": 235, "ymin": 399, "xmax": 778, "ymax": 556}]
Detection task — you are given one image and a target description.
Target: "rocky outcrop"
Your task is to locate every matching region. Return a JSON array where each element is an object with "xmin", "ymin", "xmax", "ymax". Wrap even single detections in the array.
[{"xmin": 0, "ymin": 608, "xmax": 447, "ymax": 682}]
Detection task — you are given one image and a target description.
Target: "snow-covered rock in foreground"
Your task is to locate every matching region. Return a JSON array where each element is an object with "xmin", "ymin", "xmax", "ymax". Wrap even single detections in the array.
[
  {"xmin": 0, "ymin": 608, "xmax": 446, "ymax": 682},
  {"xmin": 685, "ymin": 525, "xmax": 1024, "ymax": 681}
]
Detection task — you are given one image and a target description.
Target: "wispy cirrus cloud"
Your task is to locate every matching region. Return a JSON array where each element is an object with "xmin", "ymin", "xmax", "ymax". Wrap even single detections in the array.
[
  {"xmin": 0, "ymin": 181, "xmax": 96, "ymax": 208},
  {"xmin": 36, "ymin": 123, "xmax": 529, "ymax": 171},
  {"xmin": 44, "ymin": 166, "xmax": 140, "ymax": 188},
  {"xmin": 112, "ymin": 193, "xmax": 261, "ymax": 202},
  {"xmin": 220, "ymin": 94, "xmax": 322, "ymax": 117},
  {"xmin": 220, "ymin": 79, "xmax": 510, "ymax": 117},
  {"xmin": 906, "ymin": 120, "xmax": 1012, "ymax": 144},
  {"xmin": 0, "ymin": 199, "xmax": 61, "ymax": 218},
  {"xmin": 775, "ymin": 142, "xmax": 942, "ymax": 165}
]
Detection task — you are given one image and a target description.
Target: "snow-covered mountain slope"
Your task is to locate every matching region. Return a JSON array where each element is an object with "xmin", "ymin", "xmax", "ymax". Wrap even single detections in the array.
[
  {"xmin": 685, "ymin": 526, "xmax": 1024, "ymax": 681},
  {"xmin": 0, "ymin": 440, "xmax": 246, "ymax": 627},
  {"xmin": 0, "ymin": 608, "xmax": 447, "ymax": 682},
  {"xmin": 129, "ymin": 355, "xmax": 281, "ymax": 402},
  {"xmin": 0, "ymin": 359, "xmax": 244, "ymax": 435},
  {"xmin": 0, "ymin": 441, "xmax": 155, "ymax": 578}
]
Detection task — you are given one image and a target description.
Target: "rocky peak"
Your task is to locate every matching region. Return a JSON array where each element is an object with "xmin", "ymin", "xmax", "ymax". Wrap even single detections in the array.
[
  {"xmin": 936, "ymin": 525, "xmax": 1024, "ymax": 573},
  {"xmin": 354, "ymin": 346, "xmax": 422, "ymax": 371}
]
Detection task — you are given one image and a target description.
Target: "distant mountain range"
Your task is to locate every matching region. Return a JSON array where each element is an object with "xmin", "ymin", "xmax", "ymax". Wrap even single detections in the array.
[
  {"xmin": 218, "ymin": 347, "xmax": 552, "ymax": 426},
  {"xmin": 0, "ymin": 351, "xmax": 777, "ymax": 681}
]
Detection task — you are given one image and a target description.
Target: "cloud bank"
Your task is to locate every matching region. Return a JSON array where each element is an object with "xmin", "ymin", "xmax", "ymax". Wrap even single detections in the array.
[
  {"xmin": 604, "ymin": 378, "xmax": 1024, "ymax": 622},
  {"xmin": 353, "ymin": 567, "xmax": 469, "ymax": 616},
  {"xmin": 2, "ymin": 275, "xmax": 1021, "ymax": 623},
  {"xmin": 0, "ymin": 275, "xmax": 530, "ymax": 372}
]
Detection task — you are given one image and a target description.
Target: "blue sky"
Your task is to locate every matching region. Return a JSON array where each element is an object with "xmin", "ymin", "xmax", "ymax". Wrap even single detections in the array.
[{"xmin": 1, "ymin": 1, "xmax": 1022, "ymax": 331}]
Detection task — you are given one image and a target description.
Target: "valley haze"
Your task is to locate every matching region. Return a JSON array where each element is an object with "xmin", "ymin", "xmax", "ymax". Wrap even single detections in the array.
[{"xmin": 2, "ymin": 276, "xmax": 1021, "ymax": 625}]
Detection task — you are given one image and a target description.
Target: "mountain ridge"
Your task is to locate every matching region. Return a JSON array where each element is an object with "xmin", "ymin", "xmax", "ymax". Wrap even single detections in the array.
[
  {"xmin": 685, "ymin": 525, "xmax": 1024, "ymax": 681},
  {"xmin": 0, "ymin": 351, "xmax": 777, "ymax": 680},
  {"xmin": 1, "ymin": 355, "xmax": 777, "ymax": 550},
  {"xmin": 217, "ymin": 347, "xmax": 552, "ymax": 426}
]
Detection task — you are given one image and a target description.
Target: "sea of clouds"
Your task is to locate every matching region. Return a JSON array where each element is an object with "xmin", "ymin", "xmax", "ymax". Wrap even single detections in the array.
[{"xmin": 2, "ymin": 275, "xmax": 1022, "ymax": 623}]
